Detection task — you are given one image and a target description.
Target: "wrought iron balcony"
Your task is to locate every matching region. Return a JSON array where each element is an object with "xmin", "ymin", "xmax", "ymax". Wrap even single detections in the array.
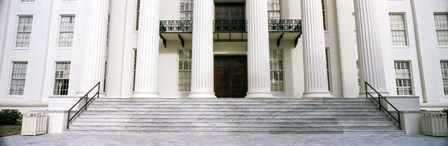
[
  {"xmin": 214, "ymin": 19, "xmax": 247, "ymax": 33},
  {"xmin": 268, "ymin": 19, "xmax": 302, "ymax": 32},
  {"xmin": 159, "ymin": 20, "xmax": 193, "ymax": 33}
]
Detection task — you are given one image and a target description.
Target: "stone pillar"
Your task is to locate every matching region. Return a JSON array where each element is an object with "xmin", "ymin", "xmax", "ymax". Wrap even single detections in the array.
[
  {"xmin": 301, "ymin": 0, "xmax": 332, "ymax": 98},
  {"xmin": 188, "ymin": 0, "xmax": 216, "ymax": 98},
  {"xmin": 354, "ymin": 0, "xmax": 388, "ymax": 95},
  {"xmin": 132, "ymin": 0, "xmax": 160, "ymax": 98},
  {"xmin": 245, "ymin": 0, "xmax": 273, "ymax": 98},
  {"xmin": 78, "ymin": 0, "xmax": 109, "ymax": 95}
]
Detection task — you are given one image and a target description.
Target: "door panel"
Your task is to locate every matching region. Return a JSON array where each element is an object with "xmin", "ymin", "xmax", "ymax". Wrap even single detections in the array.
[{"xmin": 214, "ymin": 56, "xmax": 247, "ymax": 98}]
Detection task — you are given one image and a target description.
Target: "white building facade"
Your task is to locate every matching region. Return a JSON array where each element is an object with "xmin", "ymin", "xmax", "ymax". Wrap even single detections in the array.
[{"xmin": 0, "ymin": 0, "xmax": 448, "ymax": 110}]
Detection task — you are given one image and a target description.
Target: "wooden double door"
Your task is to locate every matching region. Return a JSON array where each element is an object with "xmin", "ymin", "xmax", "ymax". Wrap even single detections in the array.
[{"xmin": 214, "ymin": 56, "xmax": 248, "ymax": 98}]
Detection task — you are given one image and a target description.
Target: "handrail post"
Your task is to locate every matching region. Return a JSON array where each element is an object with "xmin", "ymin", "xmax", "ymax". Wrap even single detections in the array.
[
  {"xmin": 67, "ymin": 111, "xmax": 70, "ymax": 129},
  {"xmin": 365, "ymin": 82, "xmax": 368, "ymax": 99},
  {"xmin": 398, "ymin": 112, "xmax": 402, "ymax": 130},
  {"xmin": 85, "ymin": 95, "xmax": 88, "ymax": 110},
  {"xmin": 379, "ymin": 95, "xmax": 382, "ymax": 110},
  {"xmin": 98, "ymin": 82, "xmax": 101, "ymax": 98}
]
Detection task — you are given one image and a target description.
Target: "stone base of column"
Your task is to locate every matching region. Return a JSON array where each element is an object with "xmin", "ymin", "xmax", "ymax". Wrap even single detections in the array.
[
  {"xmin": 131, "ymin": 91, "xmax": 160, "ymax": 98},
  {"xmin": 303, "ymin": 91, "xmax": 333, "ymax": 98},
  {"xmin": 188, "ymin": 91, "xmax": 216, "ymax": 98},
  {"xmin": 245, "ymin": 91, "xmax": 274, "ymax": 98}
]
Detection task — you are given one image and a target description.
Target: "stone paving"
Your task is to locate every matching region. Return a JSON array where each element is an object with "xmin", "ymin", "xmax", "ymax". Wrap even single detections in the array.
[{"xmin": 1, "ymin": 132, "xmax": 447, "ymax": 146}]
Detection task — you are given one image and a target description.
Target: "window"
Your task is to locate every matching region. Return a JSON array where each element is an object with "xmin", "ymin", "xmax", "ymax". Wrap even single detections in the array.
[
  {"xmin": 434, "ymin": 14, "xmax": 448, "ymax": 46},
  {"xmin": 325, "ymin": 48, "xmax": 331, "ymax": 91},
  {"xmin": 58, "ymin": 15, "xmax": 75, "ymax": 47},
  {"xmin": 133, "ymin": 49, "xmax": 137, "ymax": 91},
  {"xmin": 16, "ymin": 16, "xmax": 33, "ymax": 48},
  {"xmin": 270, "ymin": 50, "xmax": 284, "ymax": 92},
  {"xmin": 180, "ymin": 0, "xmax": 193, "ymax": 20},
  {"xmin": 441, "ymin": 61, "xmax": 448, "ymax": 95},
  {"xmin": 136, "ymin": 0, "xmax": 140, "ymax": 30},
  {"xmin": 21, "ymin": 0, "xmax": 35, "ymax": 2},
  {"xmin": 389, "ymin": 13, "xmax": 408, "ymax": 46},
  {"xmin": 9, "ymin": 62, "xmax": 27, "ymax": 95},
  {"xmin": 268, "ymin": 0, "xmax": 281, "ymax": 19},
  {"xmin": 53, "ymin": 62, "xmax": 70, "ymax": 95},
  {"xmin": 178, "ymin": 50, "xmax": 192, "ymax": 91},
  {"xmin": 394, "ymin": 61, "xmax": 413, "ymax": 95},
  {"xmin": 322, "ymin": 0, "xmax": 327, "ymax": 30}
]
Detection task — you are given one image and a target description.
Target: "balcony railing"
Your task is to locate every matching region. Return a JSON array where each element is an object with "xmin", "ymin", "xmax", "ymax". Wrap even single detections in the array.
[
  {"xmin": 160, "ymin": 19, "xmax": 302, "ymax": 33},
  {"xmin": 159, "ymin": 20, "xmax": 193, "ymax": 33},
  {"xmin": 268, "ymin": 19, "xmax": 302, "ymax": 32}
]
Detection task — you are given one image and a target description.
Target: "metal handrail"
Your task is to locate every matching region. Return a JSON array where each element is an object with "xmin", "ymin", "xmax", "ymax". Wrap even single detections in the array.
[
  {"xmin": 66, "ymin": 82, "xmax": 101, "ymax": 129},
  {"xmin": 365, "ymin": 81, "xmax": 401, "ymax": 130}
]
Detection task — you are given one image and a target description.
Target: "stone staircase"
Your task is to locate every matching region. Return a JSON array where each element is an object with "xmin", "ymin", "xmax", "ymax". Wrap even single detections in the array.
[{"xmin": 67, "ymin": 98, "xmax": 404, "ymax": 134}]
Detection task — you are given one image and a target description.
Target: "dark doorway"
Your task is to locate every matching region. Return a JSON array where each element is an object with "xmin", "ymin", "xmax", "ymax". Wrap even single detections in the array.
[
  {"xmin": 214, "ymin": 56, "xmax": 248, "ymax": 98},
  {"xmin": 215, "ymin": 3, "xmax": 245, "ymax": 20}
]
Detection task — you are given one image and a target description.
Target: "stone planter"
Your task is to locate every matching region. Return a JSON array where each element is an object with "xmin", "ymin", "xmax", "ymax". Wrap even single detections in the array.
[{"xmin": 421, "ymin": 111, "xmax": 447, "ymax": 137}]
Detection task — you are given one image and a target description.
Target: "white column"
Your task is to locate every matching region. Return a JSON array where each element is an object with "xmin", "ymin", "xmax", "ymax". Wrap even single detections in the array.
[
  {"xmin": 132, "ymin": 0, "xmax": 160, "ymax": 98},
  {"xmin": 301, "ymin": 0, "xmax": 332, "ymax": 98},
  {"xmin": 354, "ymin": 0, "xmax": 388, "ymax": 95},
  {"xmin": 245, "ymin": 0, "xmax": 273, "ymax": 98},
  {"xmin": 78, "ymin": 0, "xmax": 109, "ymax": 95},
  {"xmin": 188, "ymin": 0, "xmax": 216, "ymax": 98}
]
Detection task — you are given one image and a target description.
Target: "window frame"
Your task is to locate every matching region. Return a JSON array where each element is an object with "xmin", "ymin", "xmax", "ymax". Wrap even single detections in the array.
[
  {"xmin": 441, "ymin": 60, "xmax": 448, "ymax": 96},
  {"xmin": 394, "ymin": 61, "xmax": 414, "ymax": 96},
  {"xmin": 434, "ymin": 13, "xmax": 448, "ymax": 47},
  {"xmin": 15, "ymin": 15, "xmax": 33, "ymax": 49},
  {"xmin": 57, "ymin": 15, "xmax": 76, "ymax": 48},
  {"xmin": 53, "ymin": 62, "xmax": 71, "ymax": 95},
  {"xmin": 179, "ymin": 0, "xmax": 194, "ymax": 20},
  {"xmin": 9, "ymin": 61, "xmax": 28, "ymax": 96},
  {"xmin": 389, "ymin": 13, "xmax": 409, "ymax": 47},
  {"xmin": 269, "ymin": 49, "xmax": 285, "ymax": 92},
  {"xmin": 178, "ymin": 49, "xmax": 192, "ymax": 92},
  {"xmin": 267, "ymin": 0, "xmax": 282, "ymax": 20}
]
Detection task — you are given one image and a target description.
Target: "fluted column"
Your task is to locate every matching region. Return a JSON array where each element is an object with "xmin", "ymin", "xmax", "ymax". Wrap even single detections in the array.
[
  {"xmin": 188, "ymin": 0, "xmax": 216, "ymax": 98},
  {"xmin": 354, "ymin": 0, "xmax": 388, "ymax": 95},
  {"xmin": 132, "ymin": 0, "xmax": 160, "ymax": 98},
  {"xmin": 301, "ymin": 0, "xmax": 332, "ymax": 98},
  {"xmin": 245, "ymin": 0, "xmax": 273, "ymax": 98},
  {"xmin": 78, "ymin": 0, "xmax": 109, "ymax": 95}
]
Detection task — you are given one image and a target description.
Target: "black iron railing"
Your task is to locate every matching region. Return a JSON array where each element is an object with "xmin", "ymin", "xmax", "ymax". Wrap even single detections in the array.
[
  {"xmin": 159, "ymin": 19, "xmax": 302, "ymax": 33},
  {"xmin": 365, "ymin": 81, "xmax": 401, "ymax": 130},
  {"xmin": 214, "ymin": 19, "xmax": 247, "ymax": 32},
  {"xmin": 159, "ymin": 20, "xmax": 193, "ymax": 33},
  {"xmin": 66, "ymin": 82, "xmax": 101, "ymax": 129},
  {"xmin": 268, "ymin": 19, "xmax": 301, "ymax": 32}
]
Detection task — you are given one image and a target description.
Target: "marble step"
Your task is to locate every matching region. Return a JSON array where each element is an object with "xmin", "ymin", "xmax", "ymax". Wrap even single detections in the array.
[
  {"xmin": 74, "ymin": 117, "xmax": 392, "ymax": 123},
  {"xmin": 68, "ymin": 126, "xmax": 399, "ymax": 132},
  {"xmin": 94, "ymin": 98, "xmax": 371, "ymax": 101},
  {"xmin": 78, "ymin": 114, "xmax": 390, "ymax": 119},
  {"xmin": 81, "ymin": 110, "xmax": 385, "ymax": 115},
  {"xmin": 88, "ymin": 104, "xmax": 377, "ymax": 108},
  {"xmin": 84, "ymin": 107, "xmax": 380, "ymax": 112},
  {"xmin": 71, "ymin": 121, "xmax": 397, "ymax": 127},
  {"xmin": 92, "ymin": 101, "xmax": 374, "ymax": 105}
]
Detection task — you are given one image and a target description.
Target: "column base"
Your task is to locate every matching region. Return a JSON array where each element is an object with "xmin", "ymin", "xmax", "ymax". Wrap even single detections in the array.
[
  {"xmin": 245, "ymin": 91, "xmax": 274, "ymax": 98},
  {"xmin": 303, "ymin": 91, "xmax": 333, "ymax": 98},
  {"xmin": 188, "ymin": 91, "xmax": 216, "ymax": 98},
  {"xmin": 131, "ymin": 91, "xmax": 160, "ymax": 98}
]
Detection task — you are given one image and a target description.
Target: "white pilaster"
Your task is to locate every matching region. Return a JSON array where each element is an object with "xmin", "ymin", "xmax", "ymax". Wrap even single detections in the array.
[
  {"xmin": 132, "ymin": 0, "xmax": 160, "ymax": 98},
  {"xmin": 245, "ymin": 0, "xmax": 273, "ymax": 98},
  {"xmin": 354, "ymin": 0, "xmax": 388, "ymax": 95},
  {"xmin": 188, "ymin": 0, "xmax": 216, "ymax": 98},
  {"xmin": 301, "ymin": 0, "xmax": 332, "ymax": 98},
  {"xmin": 78, "ymin": 0, "xmax": 109, "ymax": 95}
]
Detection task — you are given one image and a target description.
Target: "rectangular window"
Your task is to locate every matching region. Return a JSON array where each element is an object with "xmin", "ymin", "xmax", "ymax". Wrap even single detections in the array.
[
  {"xmin": 178, "ymin": 50, "xmax": 192, "ymax": 91},
  {"xmin": 389, "ymin": 13, "xmax": 408, "ymax": 46},
  {"xmin": 21, "ymin": 0, "xmax": 35, "ymax": 2},
  {"xmin": 53, "ymin": 62, "xmax": 70, "ymax": 95},
  {"xmin": 325, "ymin": 48, "xmax": 331, "ymax": 91},
  {"xmin": 58, "ymin": 15, "xmax": 75, "ymax": 47},
  {"xmin": 16, "ymin": 16, "xmax": 33, "ymax": 48},
  {"xmin": 10, "ymin": 62, "xmax": 27, "ymax": 95},
  {"xmin": 394, "ymin": 61, "xmax": 413, "ymax": 95},
  {"xmin": 322, "ymin": 0, "xmax": 327, "ymax": 30},
  {"xmin": 133, "ymin": 49, "xmax": 137, "ymax": 91},
  {"xmin": 136, "ymin": 0, "xmax": 140, "ymax": 30},
  {"xmin": 434, "ymin": 14, "xmax": 448, "ymax": 46},
  {"xmin": 180, "ymin": 0, "xmax": 193, "ymax": 20},
  {"xmin": 270, "ymin": 50, "xmax": 284, "ymax": 92},
  {"xmin": 268, "ymin": 0, "xmax": 281, "ymax": 19},
  {"xmin": 441, "ymin": 61, "xmax": 448, "ymax": 95}
]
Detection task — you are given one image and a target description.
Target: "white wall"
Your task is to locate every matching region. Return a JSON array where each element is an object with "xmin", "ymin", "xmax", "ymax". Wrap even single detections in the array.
[{"xmin": 0, "ymin": 0, "xmax": 10, "ymax": 79}]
